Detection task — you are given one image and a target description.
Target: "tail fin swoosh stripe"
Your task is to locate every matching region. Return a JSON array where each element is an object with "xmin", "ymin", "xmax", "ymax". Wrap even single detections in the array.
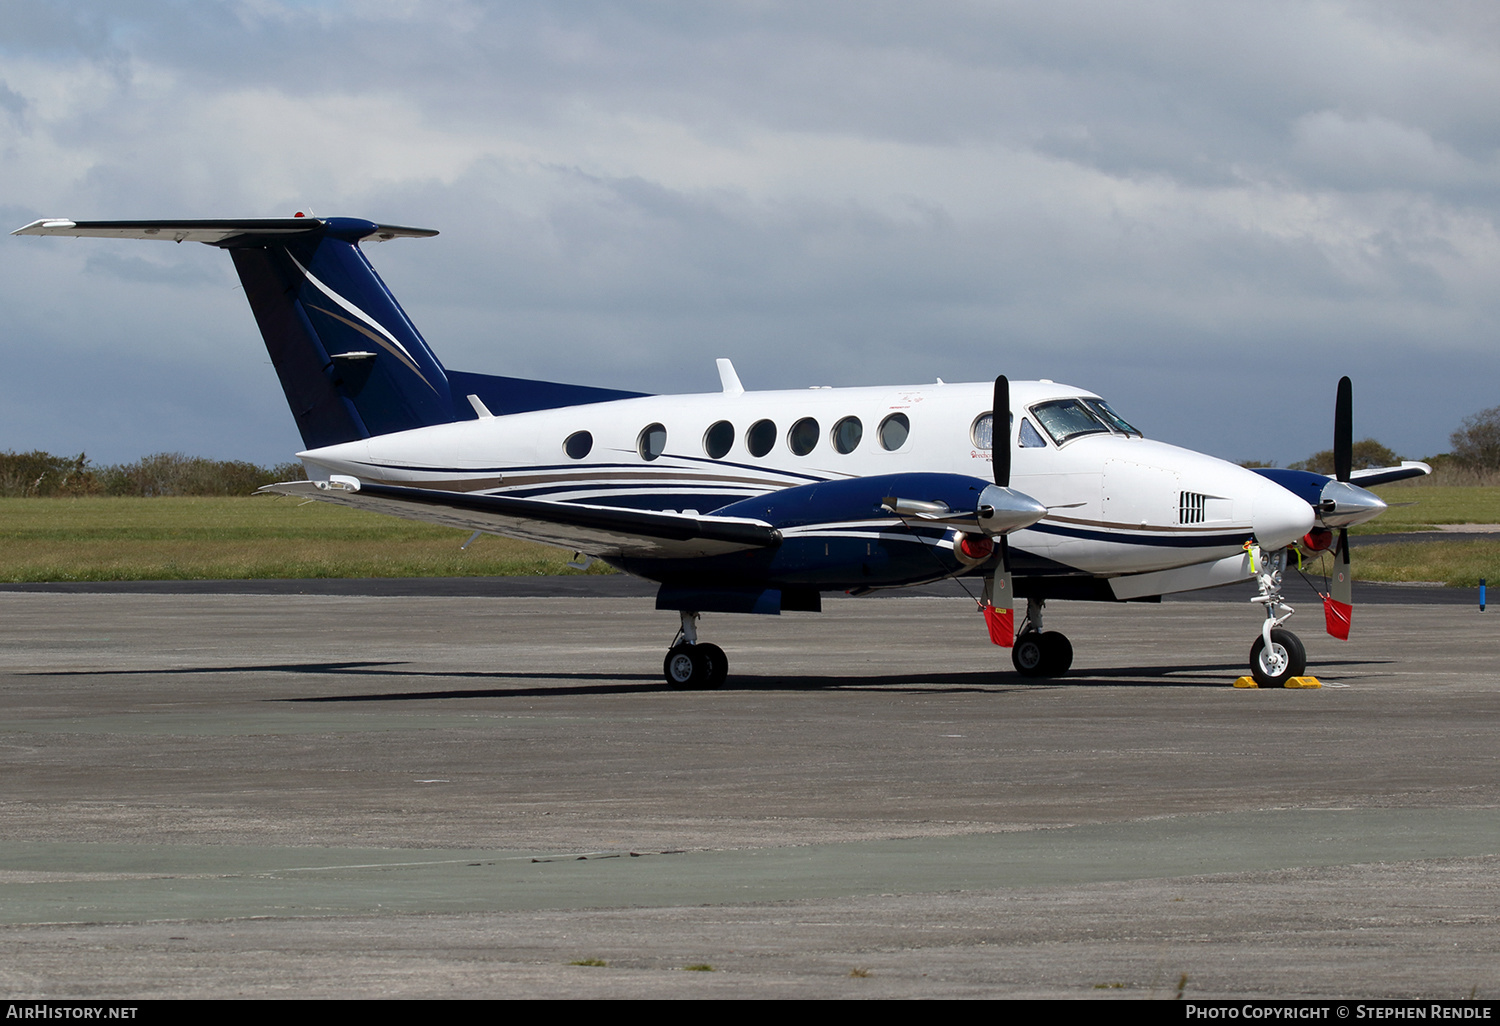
[
  {"xmin": 286, "ymin": 252, "xmax": 422, "ymax": 368},
  {"xmin": 304, "ymin": 301, "xmax": 439, "ymax": 393}
]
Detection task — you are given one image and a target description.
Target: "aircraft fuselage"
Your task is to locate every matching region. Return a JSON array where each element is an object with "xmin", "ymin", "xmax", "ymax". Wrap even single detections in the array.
[{"xmin": 298, "ymin": 378, "xmax": 1313, "ymax": 591}]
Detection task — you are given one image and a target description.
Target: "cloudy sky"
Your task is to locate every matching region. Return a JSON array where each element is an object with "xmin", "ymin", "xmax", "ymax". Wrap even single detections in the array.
[{"xmin": 2, "ymin": 0, "xmax": 1497, "ymax": 467}]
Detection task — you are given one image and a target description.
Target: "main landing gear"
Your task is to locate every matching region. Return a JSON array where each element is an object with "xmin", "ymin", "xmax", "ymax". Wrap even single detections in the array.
[
  {"xmin": 662, "ymin": 611, "xmax": 728, "ymax": 690},
  {"xmin": 1011, "ymin": 597, "xmax": 1073, "ymax": 678},
  {"xmin": 1249, "ymin": 546, "xmax": 1307, "ymax": 687}
]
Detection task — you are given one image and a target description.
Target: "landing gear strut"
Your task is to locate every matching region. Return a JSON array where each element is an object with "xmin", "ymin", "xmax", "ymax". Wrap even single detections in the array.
[
  {"xmin": 1249, "ymin": 546, "xmax": 1307, "ymax": 687},
  {"xmin": 662, "ymin": 611, "xmax": 728, "ymax": 690},
  {"xmin": 1012, "ymin": 597, "xmax": 1073, "ymax": 678}
]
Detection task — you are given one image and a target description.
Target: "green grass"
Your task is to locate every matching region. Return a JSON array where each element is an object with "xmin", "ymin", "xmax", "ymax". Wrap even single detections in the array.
[
  {"xmin": 1359, "ymin": 484, "xmax": 1500, "ymax": 531},
  {"xmin": 1323, "ymin": 541, "xmax": 1500, "ymax": 589},
  {"xmin": 0, "ymin": 496, "xmax": 614, "ymax": 582}
]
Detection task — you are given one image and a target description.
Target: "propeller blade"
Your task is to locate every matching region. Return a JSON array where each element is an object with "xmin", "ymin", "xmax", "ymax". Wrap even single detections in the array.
[
  {"xmin": 993, "ymin": 375, "xmax": 1010, "ymax": 488},
  {"xmin": 1325, "ymin": 527, "xmax": 1352, "ymax": 640},
  {"xmin": 1334, "ymin": 375, "xmax": 1352, "ymax": 483},
  {"xmin": 982, "ymin": 537, "xmax": 1015, "ymax": 648},
  {"xmin": 980, "ymin": 375, "xmax": 1015, "ymax": 647}
]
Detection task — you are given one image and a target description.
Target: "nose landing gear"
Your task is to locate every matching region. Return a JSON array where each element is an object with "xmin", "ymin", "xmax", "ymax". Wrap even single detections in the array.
[
  {"xmin": 1011, "ymin": 597, "xmax": 1074, "ymax": 678},
  {"xmin": 1249, "ymin": 546, "xmax": 1307, "ymax": 687},
  {"xmin": 662, "ymin": 611, "xmax": 728, "ymax": 689}
]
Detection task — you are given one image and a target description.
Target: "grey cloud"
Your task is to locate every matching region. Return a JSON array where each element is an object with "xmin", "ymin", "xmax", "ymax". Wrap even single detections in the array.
[{"xmin": 1, "ymin": 1, "xmax": 1497, "ymax": 466}]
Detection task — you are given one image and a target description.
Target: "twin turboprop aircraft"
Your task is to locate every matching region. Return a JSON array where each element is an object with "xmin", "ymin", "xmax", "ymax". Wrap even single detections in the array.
[{"xmin": 14, "ymin": 215, "xmax": 1431, "ymax": 688}]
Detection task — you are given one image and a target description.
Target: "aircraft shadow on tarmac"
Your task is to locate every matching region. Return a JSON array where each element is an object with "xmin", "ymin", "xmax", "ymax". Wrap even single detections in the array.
[{"xmin": 26, "ymin": 655, "xmax": 1395, "ymax": 701}]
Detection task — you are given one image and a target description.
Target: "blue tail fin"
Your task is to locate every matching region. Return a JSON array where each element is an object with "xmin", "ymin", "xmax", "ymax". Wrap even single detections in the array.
[{"xmin": 221, "ymin": 218, "xmax": 457, "ymax": 449}]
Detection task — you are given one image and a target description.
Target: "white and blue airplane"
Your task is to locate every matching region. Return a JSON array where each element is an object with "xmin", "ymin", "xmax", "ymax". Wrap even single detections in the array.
[{"xmin": 13, "ymin": 215, "xmax": 1430, "ymax": 688}]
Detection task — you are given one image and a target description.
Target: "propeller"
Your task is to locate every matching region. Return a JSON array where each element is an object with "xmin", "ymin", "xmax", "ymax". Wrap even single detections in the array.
[
  {"xmin": 983, "ymin": 375, "xmax": 1017, "ymax": 648},
  {"xmin": 1326, "ymin": 375, "xmax": 1354, "ymax": 639},
  {"xmin": 882, "ymin": 374, "xmax": 1044, "ymax": 648}
]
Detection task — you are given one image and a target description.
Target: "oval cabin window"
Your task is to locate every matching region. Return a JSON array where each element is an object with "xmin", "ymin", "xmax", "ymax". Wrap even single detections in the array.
[
  {"xmin": 878, "ymin": 413, "xmax": 910, "ymax": 451},
  {"xmin": 703, "ymin": 421, "xmax": 734, "ymax": 459},
  {"xmin": 746, "ymin": 419, "xmax": 777, "ymax": 457},
  {"xmin": 788, "ymin": 417, "xmax": 819, "ymax": 456},
  {"xmin": 832, "ymin": 416, "xmax": 862, "ymax": 454},
  {"xmin": 637, "ymin": 423, "xmax": 667, "ymax": 461}
]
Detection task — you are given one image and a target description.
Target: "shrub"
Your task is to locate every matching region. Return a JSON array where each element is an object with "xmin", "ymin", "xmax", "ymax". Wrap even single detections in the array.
[
  {"xmin": 0, "ymin": 451, "xmax": 100, "ymax": 497},
  {"xmin": 1450, "ymin": 406, "xmax": 1500, "ymax": 471}
]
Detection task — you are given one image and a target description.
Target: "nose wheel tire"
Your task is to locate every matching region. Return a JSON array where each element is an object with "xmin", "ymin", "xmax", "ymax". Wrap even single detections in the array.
[
  {"xmin": 1249, "ymin": 628, "xmax": 1306, "ymax": 688},
  {"xmin": 1012, "ymin": 631, "xmax": 1073, "ymax": 678},
  {"xmin": 663, "ymin": 643, "xmax": 728, "ymax": 690}
]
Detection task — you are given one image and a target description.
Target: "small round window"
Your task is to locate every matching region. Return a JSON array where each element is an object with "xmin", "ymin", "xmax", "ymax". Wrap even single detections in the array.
[
  {"xmin": 703, "ymin": 420, "xmax": 734, "ymax": 459},
  {"xmin": 878, "ymin": 413, "xmax": 910, "ymax": 451},
  {"xmin": 788, "ymin": 417, "xmax": 819, "ymax": 456},
  {"xmin": 832, "ymin": 416, "xmax": 862, "ymax": 454},
  {"xmin": 564, "ymin": 430, "xmax": 593, "ymax": 459},
  {"xmin": 637, "ymin": 423, "xmax": 667, "ymax": 461},
  {"xmin": 746, "ymin": 419, "xmax": 777, "ymax": 458}
]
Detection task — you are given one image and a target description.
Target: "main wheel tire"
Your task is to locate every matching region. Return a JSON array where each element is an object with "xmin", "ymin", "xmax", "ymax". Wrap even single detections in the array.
[
  {"xmin": 1012, "ymin": 632, "xmax": 1048, "ymax": 677},
  {"xmin": 664, "ymin": 643, "xmax": 709, "ymax": 689},
  {"xmin": 1040, "ymin": 631, "xmax": 1073, "ymax": 677},
  {"xmin": 697, "ymin": 643, "xmax": 729, "ymax": 688},
  {"xmin": 1249, "ymin": 628, "xmax": 1307, "ymax": 687}
]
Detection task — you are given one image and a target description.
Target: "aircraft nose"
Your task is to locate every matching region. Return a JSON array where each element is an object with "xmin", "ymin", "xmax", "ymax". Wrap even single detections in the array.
[{"xmin": 1252, "ymin": 478, "xmax": 1315, "ymax": 550}]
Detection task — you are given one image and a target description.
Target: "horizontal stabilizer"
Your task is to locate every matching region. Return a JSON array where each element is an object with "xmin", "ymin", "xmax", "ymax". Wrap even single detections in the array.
[
  {"xmin": 261, "ymin": 480, "xmax": 780, "ymax": 560},
  {"xmin": 11, "ymin": 218, "xmax": 437, "ymax": 245}
]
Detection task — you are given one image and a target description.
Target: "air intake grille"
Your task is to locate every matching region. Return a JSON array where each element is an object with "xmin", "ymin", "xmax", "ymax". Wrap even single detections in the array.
[{"xmin": 1179, "ymin": 491, "xmax": 1207, "ymax": 524}]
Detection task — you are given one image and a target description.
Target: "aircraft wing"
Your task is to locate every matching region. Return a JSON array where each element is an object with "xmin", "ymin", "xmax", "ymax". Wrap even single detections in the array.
[
  {"xmin": 1349, "ymin": 461, "xmax": 1432, "ymax": 487},
  {"xmin": 260, "ymin": 480, "xmax": 780, "ymax": 559}
]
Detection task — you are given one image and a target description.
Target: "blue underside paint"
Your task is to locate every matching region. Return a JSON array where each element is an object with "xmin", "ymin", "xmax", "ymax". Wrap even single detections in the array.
[{"xmin": 709, "ymin": 472, "xmax": 988, "ymax": 527}]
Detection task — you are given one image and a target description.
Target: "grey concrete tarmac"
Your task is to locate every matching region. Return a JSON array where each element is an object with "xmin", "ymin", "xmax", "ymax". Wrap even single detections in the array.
[{"xmin": 1, "ymin": 589, "xmax": 1498, "ymax": 999}]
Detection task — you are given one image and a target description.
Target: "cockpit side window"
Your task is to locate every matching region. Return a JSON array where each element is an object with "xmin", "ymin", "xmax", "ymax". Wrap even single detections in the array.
[
  {"xmin": 1019, "ymin": 418, "xmax": 1047, "ymax": 448},
  {"xmin": 1029, "ymin": 399, "xmax": 1109, "ymax": 445},
  {"xmin": 1082, "ymin": 398, "xmax": 1143, "ymax": 437}
]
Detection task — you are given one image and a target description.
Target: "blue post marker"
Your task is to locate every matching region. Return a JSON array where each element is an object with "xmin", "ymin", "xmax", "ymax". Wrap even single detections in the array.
[{"xmin": 1481, "ymin": 578, "xmax": 1486, "ymax": 612}]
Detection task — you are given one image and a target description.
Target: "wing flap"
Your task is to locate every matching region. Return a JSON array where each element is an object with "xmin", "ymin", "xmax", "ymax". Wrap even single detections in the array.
[{"xmin": 261, "ymin": 480, "xmax": 780, "ymax": 559}]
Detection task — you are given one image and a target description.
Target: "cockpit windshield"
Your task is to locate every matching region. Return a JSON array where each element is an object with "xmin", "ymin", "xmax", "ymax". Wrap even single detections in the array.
[
  {"xmin": 1082, "ymin": 398, "xmax": 1143, "ymax": 437},
  {"xmin": 1029, "ymin": 399, "xmax": 1111, "ymax": 445}
]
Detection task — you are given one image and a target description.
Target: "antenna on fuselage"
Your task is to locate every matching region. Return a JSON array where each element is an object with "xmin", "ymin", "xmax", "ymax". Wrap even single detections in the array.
[{"xmin": 716, "ymin": 358, "xmax": 744, "ymax": 396}]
